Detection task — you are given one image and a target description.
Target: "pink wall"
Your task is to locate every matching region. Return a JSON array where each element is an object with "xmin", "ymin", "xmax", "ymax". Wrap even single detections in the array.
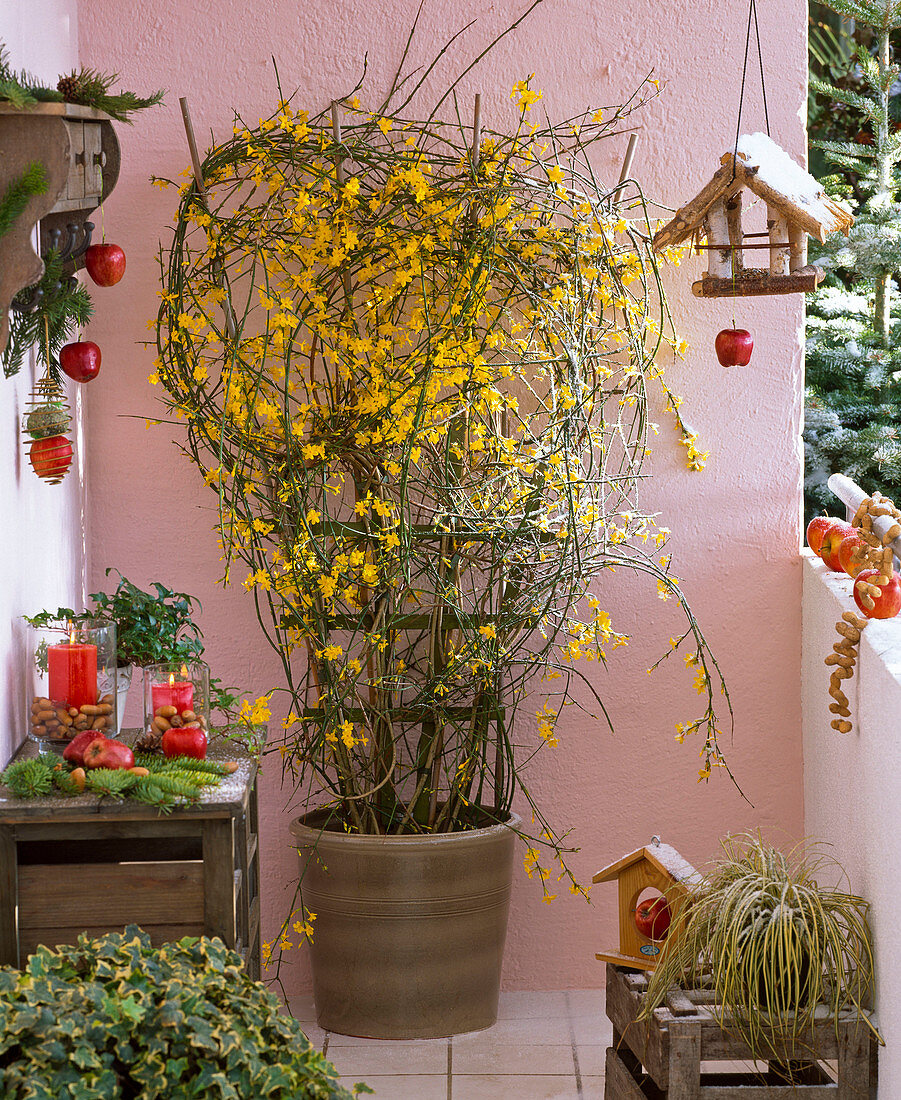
[
  {"xmin": 0, "ymin": 4, "xmax": 84, "ymax": 770},
  {"xmin": 76, "ymin": 0, "xmax": 806, "ymax": 990}
]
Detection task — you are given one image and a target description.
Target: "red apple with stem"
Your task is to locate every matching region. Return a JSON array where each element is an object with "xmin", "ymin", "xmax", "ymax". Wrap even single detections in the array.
[
  {"xmin": 161, "ymin": 724, "xmax": 208, "ymax": 760},
  {"xmin": 59, "ymin": 341, "xmax": 101, "ymax": 382},
  {"xmin": 715, "ymin": 328, "xmax": 753, "ymax": 367},
  {"xmin": 62, "ymin": 729, "xmax": 106, "ymax": 766},
  {"xmin": 853, "ymin": 569, "xmax": 901, "ymax": 619},
  {"xmin": 806, "ymin": 516, "xmax": 839, "ymax": 556},
  {"xmin": 29, "ymin": 435, "xmax": 73, "ymax": 482},
  {"xmin": 82, "ymin": 737, "xmax": 135, "ymax": 770},
  {"xmin": 819, "ymin": 520, "xmax": 855, "ymax": 572},
  {"xmin": 84, "ymin": 243, "xmax": 126, "ymax": 287},
  {"xmin": 837, "ymin": 532, "xmax": 870, "ymax": 578}
]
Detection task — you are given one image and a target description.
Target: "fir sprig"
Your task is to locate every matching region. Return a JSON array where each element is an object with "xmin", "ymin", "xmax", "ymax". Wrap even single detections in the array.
[
  {"xmin": 2, "ymin": 250, "xmax": 93, "ymax": 378},
  {"xmin": 84, "ymin": 768, "xmax": 139, "ymax": 799},
  {"xmin": 0, "ymin": 162, "xmax": 47, "ymax": 240},
  {"xmin": 57, "ymin": 67, "xmax": 164, "ymax": 123},
  {"xmin": 0, "ymin": 758, "xmax": 54, "ymax": 798},
  {"xmin": 135, "ymin": 753, "xmax": 234, "ymax": 779}
]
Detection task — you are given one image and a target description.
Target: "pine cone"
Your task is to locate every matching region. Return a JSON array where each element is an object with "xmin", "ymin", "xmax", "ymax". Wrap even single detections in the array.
[
  {"xmin": 134, "ymin": 730, "xmax": 162, "ymax": 754},
  {"xmin": 57, "ymin": 74, "xmax": 83, "ymax": 102}
]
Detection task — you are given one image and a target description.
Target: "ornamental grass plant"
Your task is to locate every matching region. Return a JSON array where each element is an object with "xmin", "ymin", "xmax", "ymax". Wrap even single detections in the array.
[
  {"xmin": 153, "ymin": 20, "xmax": 732, "ymax": 910},
  {"xmin": 642, "ymin": 834, "xmax": 879, "ymax": 1072}
]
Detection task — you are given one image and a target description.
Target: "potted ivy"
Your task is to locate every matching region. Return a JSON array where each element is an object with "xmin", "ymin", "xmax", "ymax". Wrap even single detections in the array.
[
  {"xmin": 153, "ymin": 36, "xmax": 732, "ymax": 1038},
  {"xmin": 25, "ymin": 570, "xmax": 204, "ymax": 731},
  {"xmin": 0, "ymin": 926, "xmax": 366, "ymax": 1098}
]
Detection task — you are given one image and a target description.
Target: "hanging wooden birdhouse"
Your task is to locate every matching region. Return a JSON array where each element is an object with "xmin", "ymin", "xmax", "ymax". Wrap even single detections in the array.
[
  {"xmin": 652, "ymin": 132, "xmax": 854, "ymax": 298},
  {"xmin": 592, "ymin": 837, "xmax": 702, "ymax": 970}
]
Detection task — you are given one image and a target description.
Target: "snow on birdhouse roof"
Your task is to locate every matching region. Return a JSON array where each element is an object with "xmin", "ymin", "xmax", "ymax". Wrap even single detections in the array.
[
  {"xmin": 652, "ymin": 132, "xmax": 854, "ymax": 252},
  {"xmin": 592, "ymin": 840, "xmax": 703, "ymax": 887}
]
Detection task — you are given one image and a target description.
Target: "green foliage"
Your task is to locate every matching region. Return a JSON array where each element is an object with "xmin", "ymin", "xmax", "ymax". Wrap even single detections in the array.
[
  {"xmin": 0, "ymin": 928, "xmax": 366, "ymax": 1098},
  {"xmin": 0, "ymin": 757, "xmax": 53, "ymax": 798},
  {"xmin": 84, "ymin": 769, "xmax": 138, "ymax": 799},
  {"xmin": 0, "ymin": 161, "xmax": 46, "ymax": 240},
  {"xmin": 642, "ymin": 835, "xmax": 879, "ymax": 1074},
  {"xmin": 134, "ymin": 753, "xmax": 231, "ymax": 780},
  {"xmin": 805, "ymin": 0, "xmax": 901, "ymax": 519},
  {"xmin": 56, "ymin": 67, "xmax": 164, "ymax": 123},
  {"xmin": 25, "ymin": 568, "xmax": 204, "ymax": 668},
  {"xmin": 2, "ymin": 249, "xmax": 94, "ymax": 379}
]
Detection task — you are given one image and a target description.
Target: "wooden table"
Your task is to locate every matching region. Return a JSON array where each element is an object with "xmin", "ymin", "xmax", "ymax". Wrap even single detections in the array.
[{"xmin": 0, "ymin": 731, "xmax": 261, "ymax": 977}]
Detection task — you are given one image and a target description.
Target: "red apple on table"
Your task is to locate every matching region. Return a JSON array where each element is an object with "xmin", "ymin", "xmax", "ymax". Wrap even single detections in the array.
[
  {"xmin": 806, "ymin": 515, "xmax": 839, "ymax": 556},
  {"xmin": 84, "ymin": 242, "xmax": 126, "ymax": 287},
  {"xmin": 634, "ymin": 895, "xmax": 671, "ymax": 940},
  {"xmin": 714, "ymin": 328, "xmax": 753, "ymax": 367},
  {"xmin": 29, "ymin": 435, "xmax": 73, "ymax": 481},
  {"xmin": 162, "ymin": 724, "xmax": 208, "ymax": 760},
  {"xmin": 63, "ymin": 729, "xmax": 106, "ymax": 766},
  {"xmin": 837, "ymin": 532, "xmax": 870, "ymax": 578},
  {"xmin": 82, "ymin": 736, "xmax": 134, "ymax": 770},
  {"xmin": 819, "ymin": 520, "xmax": 855, "ymax": 572},
  {"xmin": 853, "ymin": 568, "xmax": 901, "ymax": 619},
  {"xmin": 59, "ymin": 341, "xmax": 101, "ymax": 383}
]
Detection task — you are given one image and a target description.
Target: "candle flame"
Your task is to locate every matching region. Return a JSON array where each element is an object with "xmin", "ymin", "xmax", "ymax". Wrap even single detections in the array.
[
  {"xmin": 180, "ymin": 663, "xmax": 189, "ymax": 678},
  {"xmin": 169, "ymin": 672, "xmax": 175, "ymax": 687},
  {"xmin": 69, "ymin": 626, "xmax": 76, "ymax": 645}
]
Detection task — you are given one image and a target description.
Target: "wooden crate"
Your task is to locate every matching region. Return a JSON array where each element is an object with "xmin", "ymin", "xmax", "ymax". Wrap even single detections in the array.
[
  {"xmin": 604, "ymin": 963, "xmax": 877, "ymax": 1100},
  {"xmin": 0, "ymin": 732, "xmax": 262, "ymax": 978}
]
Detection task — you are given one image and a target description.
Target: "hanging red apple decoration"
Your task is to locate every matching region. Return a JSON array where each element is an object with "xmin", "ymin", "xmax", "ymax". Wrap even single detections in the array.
[
  {"xmin": 84, "ymin": 242, "xmax": 126, "ymax": 287},
  {"xmin": 714, "ymin": 328, "xmax": 753, "ymax": 367},
  {"xmin": 59, "ymin": 341, "xmax": 101, "ymax": 382},
  {"xmin": 29, "ymin": 434, "xmax": 73, "ymax": 483}
]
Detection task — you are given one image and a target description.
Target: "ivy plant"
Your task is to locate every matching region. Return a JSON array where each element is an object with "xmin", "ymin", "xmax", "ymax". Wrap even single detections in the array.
[{"xmin": 0, "ymin": 928, "xmax": 367, "ymax": 1098}]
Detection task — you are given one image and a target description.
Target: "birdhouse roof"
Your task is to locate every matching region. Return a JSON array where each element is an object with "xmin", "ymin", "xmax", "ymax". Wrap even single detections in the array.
[
  {"xmin": 592, "ymin": 841, "xmax": 703, "ymax": 887},
  {"xmin": 652, "ymin": 132, "xmax": 854, "ymax": 252}
]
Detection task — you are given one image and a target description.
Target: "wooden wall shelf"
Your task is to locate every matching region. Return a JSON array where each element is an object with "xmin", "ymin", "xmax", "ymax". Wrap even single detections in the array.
[{"xmin": 0, "ymin": 102, "xmax": 120, "ymax": 355}]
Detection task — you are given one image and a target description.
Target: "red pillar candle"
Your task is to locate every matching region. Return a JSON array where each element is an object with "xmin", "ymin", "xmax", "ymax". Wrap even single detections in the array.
[
  {"xmin": 47, "ymin": 642, "xmax": 98, "ymax": 710},
  {"xmin": 152, "ymin": 679, "xmax": 194, "ymax": 714}
]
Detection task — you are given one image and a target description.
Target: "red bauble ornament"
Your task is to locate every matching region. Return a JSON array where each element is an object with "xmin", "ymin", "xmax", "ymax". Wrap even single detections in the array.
[
  {"xmin": 29, "ymin": 435, "xmax": 73, "ymax": 483},
  {"xmin": 84, "ymin": 243, "xmax": 126, "ymax": 287},
  {"xmin": 59, "ymin": 341, "xmax": 101, "ymax": 382},
  {"xmin": 714, "ymin": 328, "xmax": 754, "ymax": 367}
]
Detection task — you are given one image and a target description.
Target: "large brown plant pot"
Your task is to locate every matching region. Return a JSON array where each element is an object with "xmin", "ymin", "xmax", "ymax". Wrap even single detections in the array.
[{"xmin": 290, "ymin": 810, "xmax": 520, "ymax": 1039}]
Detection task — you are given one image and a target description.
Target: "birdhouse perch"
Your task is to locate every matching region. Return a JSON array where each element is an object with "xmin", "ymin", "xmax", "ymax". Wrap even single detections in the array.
[
  {"xmin": 652, "ymin": 132, "xmax": 854, "ymax": 298},
  {"xmin": 592, "ymin": 838, "xmax": 702, "ymax": 970}
]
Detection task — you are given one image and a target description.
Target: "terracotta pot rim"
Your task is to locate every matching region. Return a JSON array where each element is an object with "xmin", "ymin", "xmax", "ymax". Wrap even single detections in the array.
[{"xmin": 291, "ymin": 808, "xmax": 522, "ymax": 848}]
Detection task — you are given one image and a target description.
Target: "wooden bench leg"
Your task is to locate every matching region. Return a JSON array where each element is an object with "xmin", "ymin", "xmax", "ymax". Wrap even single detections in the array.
[
  {"xmin": 202, "ymin": 818, "xmax": 236, "ymax": 947},
  {"xmin": 837, "ymin": 1019, "xmax": 871, "ymax": 1100},
  {"xmin": 0, "ymin": 826, "xmax": 18, "ymax": 966},
  {"xmin": 668, "ymin": 1019, "xmax": 701, "ymax": 1100}
]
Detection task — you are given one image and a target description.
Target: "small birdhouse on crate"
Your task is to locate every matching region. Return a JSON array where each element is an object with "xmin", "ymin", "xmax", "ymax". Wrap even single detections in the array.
[
  {"xmin": 592, "ymin": 837, "xmax": 702, "ymax": 970},
  {"xmin": 652, "ymin": 132, "xmax": 854, "ymax": 299}
]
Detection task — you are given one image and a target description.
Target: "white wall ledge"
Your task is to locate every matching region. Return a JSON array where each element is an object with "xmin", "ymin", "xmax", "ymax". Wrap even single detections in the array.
[{"xmin": 802, "ymin": 549, "xmax": 901, "ymax": 1094}]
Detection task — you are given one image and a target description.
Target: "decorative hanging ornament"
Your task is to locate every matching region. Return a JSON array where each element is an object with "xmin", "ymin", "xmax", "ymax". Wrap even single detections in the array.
[
  {"xmin": 714, "ymin": 328, "xmax": 753, "ymax": 366},
  {"xmin": 84, "ymin": 242, "xmax": 126, "ymax": 287},
  {"xmin": 59, "ymin": 339, "xmax": 101, "ymax": 382},
  {"xmin": 21, "ymin": 374, "xmax": 74, "ymax": 483}
]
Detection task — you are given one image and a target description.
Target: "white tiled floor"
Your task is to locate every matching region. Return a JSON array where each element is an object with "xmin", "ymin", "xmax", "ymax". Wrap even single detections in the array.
[{"xmin": 287, "ymin": 990, "xmax": 611, "ymax": 1099}]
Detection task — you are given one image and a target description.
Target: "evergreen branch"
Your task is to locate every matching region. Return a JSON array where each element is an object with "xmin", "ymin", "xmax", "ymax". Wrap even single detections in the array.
[
  {"xmin": 810, "ymin": 76, "xmax": 878, "ymax": 117},
  {"xmin": 58, "ymin": 66, "xmax": 164, "ymax": 122},
  {"xmin": 0, "ymin": 161, "xmax": 46, "ymax": 239}
]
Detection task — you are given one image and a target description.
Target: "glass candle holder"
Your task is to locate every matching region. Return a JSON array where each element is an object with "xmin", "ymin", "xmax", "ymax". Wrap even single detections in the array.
[
  {"xmin": 143, "ymin": 660, "xmax": 210, "ymax": 741},
  {"xmin": 28, "ymin": 619, "xmax": 117, "ymax": 751}
]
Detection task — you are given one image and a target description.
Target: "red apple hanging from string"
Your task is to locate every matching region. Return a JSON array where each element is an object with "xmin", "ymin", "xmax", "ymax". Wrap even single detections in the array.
[
  {"xmin": 29, "ymin": 434, "xmax": 73, "ymax": 483},
  {"xmin": 59, "ymin": 340, "xmax": 101, "ymax": 382},
  {"xmin": 84, "ymin": 242, "xmax": 126, "ymax": 287},
  {"xmin": 715, "ymin": 328, "xmax": 754, "ymax": 367}
]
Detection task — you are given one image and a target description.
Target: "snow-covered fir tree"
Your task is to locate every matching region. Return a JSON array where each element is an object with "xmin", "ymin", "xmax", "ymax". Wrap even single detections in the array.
[{"xmin": 805, "ymin": 0, "xmax": 901, "ymax": 519}]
